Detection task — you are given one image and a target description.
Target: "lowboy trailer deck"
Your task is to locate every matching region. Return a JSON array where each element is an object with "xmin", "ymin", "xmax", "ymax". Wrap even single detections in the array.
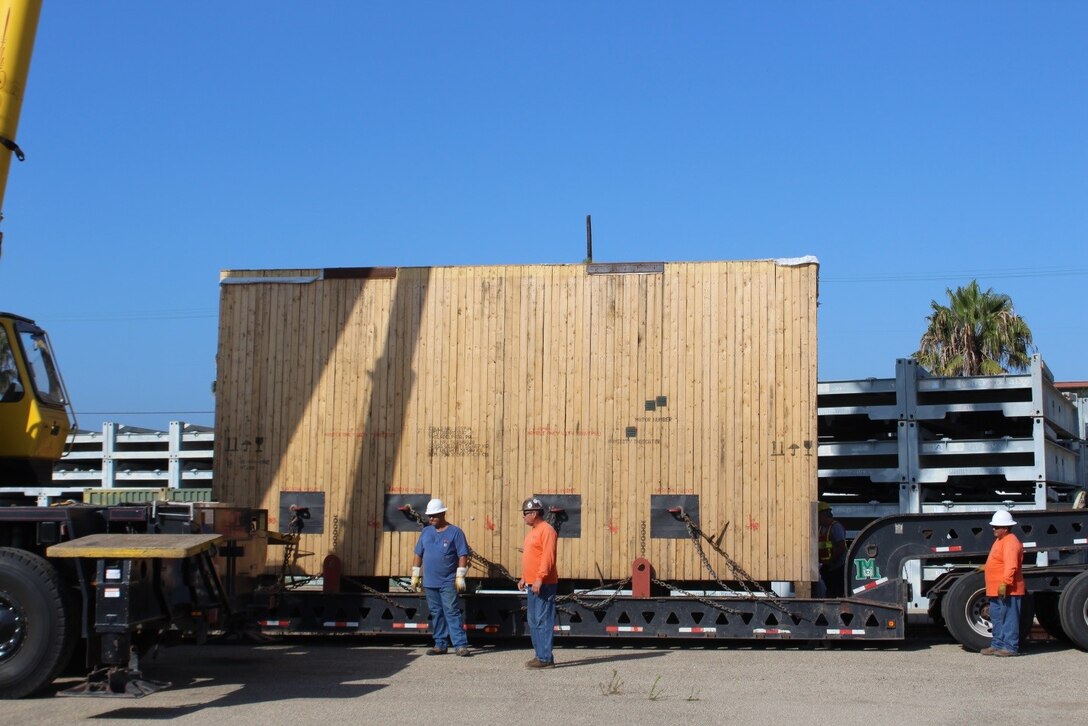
[{"xmin": 1, "ymin": 503, "xmax": 1086, "ymax": 698}]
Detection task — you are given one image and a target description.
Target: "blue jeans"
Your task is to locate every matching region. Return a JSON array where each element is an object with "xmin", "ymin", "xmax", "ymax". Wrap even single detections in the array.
[
  {"xmin": 990, "ymin": 595, "xmax": 1021, "ymax": 653},
  {"xmin": 424, "ymin": 586, "xmax": 468, "ymax": 649},
  {"xmin": 526, "ymin": 584, "xmax": 557, "ymax": 663}
]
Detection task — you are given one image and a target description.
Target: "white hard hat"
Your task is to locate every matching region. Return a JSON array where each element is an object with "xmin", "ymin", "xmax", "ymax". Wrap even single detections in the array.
[
  {"xmin": 989, "ymin": 510, "xmax": 1017, "ymax": 527},
  {"xmin": 425, "ymin": 498, "xmax": 448, "ymax": 516}
]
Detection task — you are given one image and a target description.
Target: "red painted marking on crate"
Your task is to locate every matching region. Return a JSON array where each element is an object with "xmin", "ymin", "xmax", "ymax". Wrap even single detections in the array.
[
  {"xmin": 485, "ymin": 515, "xmax": 495, "ymax": 532},
  {"xmin": 392, "ymin": 622, "xmax": 429, "ymax": 630},
  {"xmin": 851, "ymin": 576, "xmax": 889, "ymax": 594},
  {"xmin": 931, "ymin": 545, "xmax": 962, "ymax": 553},
  {"xmin": 606, "ymin": 626, "xmax": 644, "ymax": 633}
]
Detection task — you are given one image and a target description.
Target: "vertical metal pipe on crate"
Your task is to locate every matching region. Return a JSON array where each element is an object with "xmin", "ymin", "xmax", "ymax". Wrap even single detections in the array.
[
  {"xmin": 168, "ymin": 421, "xmax": 182, "ymax": 490},
  {"xmin": 102, "ymin": 422, "xmax": 117, "ymax": 489}
]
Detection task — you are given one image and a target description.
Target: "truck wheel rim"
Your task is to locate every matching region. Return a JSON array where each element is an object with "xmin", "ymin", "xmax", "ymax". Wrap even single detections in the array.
[
  {"xmin": 0, "ymin": 592, "xmax": 27, "ymax": 660},
  {"xmin": 966, "ymin": 592, "xmax": 993, "ymax": 637}
]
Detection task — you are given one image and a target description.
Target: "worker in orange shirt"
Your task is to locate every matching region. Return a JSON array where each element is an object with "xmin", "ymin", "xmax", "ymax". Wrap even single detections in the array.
[
  {"xmin": 982, "ymin": 510, "xmax": 1026, "ymax": 656},
  {"xmin": 517, "ymin": 497, "xmax": 559, "ymax": 668}
]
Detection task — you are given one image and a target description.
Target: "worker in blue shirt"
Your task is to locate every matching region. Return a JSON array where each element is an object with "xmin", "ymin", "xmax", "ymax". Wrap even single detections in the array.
[{"xmin": 410, "ymin": 498, "xmax": 471, "ymax": 656}]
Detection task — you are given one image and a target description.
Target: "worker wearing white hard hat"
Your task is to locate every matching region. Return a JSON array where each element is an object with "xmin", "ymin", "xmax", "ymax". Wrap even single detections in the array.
[
  {"xmin": 981, "ymin": 509, "xmax": 1025, "ymax": 656},
  {"xmin": 409, "ymin": 498, "xmax": 471, "ymax": 656}
]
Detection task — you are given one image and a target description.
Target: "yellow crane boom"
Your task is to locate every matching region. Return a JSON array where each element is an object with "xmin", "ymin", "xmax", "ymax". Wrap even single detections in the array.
[{"xmin": 0, "ymin": 0, "xmax": 42, "ymax": 254}]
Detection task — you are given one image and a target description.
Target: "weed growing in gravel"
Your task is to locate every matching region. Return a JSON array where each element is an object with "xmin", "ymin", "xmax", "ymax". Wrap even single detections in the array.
[
  {"xmin": 647, "ymin": 675, "xmax": 665, "ymax": 701},
  {"xmin": 599, "ymin": 669, "xmax": 624, "ymax": 696}
]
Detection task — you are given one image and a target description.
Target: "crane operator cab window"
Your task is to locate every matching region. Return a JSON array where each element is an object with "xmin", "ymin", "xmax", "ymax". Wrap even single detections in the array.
[
  {"xmin": 0, "ymin": 328, "xmax": 25, "ymax": 403},
  {"xmin": 17, "ymin": 328, "xmax": 66, "ymax": 406},
  {"xmin": 0, "ymin": 324, "xmax": 66, "ymax": 406}
]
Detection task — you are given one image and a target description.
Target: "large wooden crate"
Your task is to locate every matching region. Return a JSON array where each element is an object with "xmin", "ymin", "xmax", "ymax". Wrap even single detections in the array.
[{"xmin": 214, "ymin": 259, "xmax": 819, "ymax": 583}]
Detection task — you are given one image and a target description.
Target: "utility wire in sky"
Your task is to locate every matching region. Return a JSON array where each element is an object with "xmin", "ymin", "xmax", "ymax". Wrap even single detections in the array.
[{"xmin": 823, "ymin": 267, "xmax": 1088, "ymax": 283}]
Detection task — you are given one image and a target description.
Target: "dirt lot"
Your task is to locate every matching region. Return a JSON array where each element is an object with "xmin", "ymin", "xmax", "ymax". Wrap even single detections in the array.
[{"xmin": 5, "ymin": 632, "xmax": 1086, "ymax": 725}]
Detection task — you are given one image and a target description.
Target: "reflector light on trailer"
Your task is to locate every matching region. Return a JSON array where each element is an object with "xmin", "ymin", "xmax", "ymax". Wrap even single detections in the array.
[
  {"xmin": 258, "ymin": 620, "xmax": 292, "ymax": 627},
  {"xmin": 392, "ymin": 622, "xmax": 429, "ymax": 630},
  {"xmin": 852, "ymin": 576, "xmax": 889, "ymax": 594},
  {"xmin": 605, "ymin": 626, "xmax": 644, "ymax": 633},
  {"xmin": 464, "ymin": 624, "xmax": 499, "ymax": 632},
  {"xmin": 678, "ymin": 627, "xmax": 717, "ymax": 634},
  {"xmin": 753, "ymin": 628, "xmax": 791, "ymax": 636},
  {"xmin": 323, "ymin": 621, "xmax": 359, "ymax": 628},
  {"xmin": 1076, "ymin": 538, "xmax": 1087, "ymax": 545},
  {"xmin": 554, "ymin": 625, "xmax": 571, "ymax": 632},
  {"xmin": 1023, "ymin": 541, "xmax": 1037, "ymax": 548},
  {"xmin": 931, "ymin": 545, "xmax": 962, "ymax": 553},
  {"xmin": 827, "ymin": 629, "xmax": 866, "ymax": 636}
]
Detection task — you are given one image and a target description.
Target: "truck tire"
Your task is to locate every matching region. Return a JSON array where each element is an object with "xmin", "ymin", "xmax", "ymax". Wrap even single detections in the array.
[
  {"xmin": 940, "ymin": 571, "xmax": 1034, "ymax": 652},
  {"xmin": 1057, "ymin": 570, "xmax": 1088, "ymax": 651},
  {"xmin": 1033, "ymin": 591, "xmax": 1068, "ymax": 642},
  {"xmin": 0, "ymin": 548, "xmax": 77, "ymax": 698},
  {"xmin": 941, "ymin": 571, "xmax": 992, "ymax": 651}
]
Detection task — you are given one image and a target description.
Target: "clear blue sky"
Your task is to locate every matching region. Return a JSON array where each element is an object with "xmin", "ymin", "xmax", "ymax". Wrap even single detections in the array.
[{"xmin": 0, "ymin": 2, "xmax": 1084, "ymax": 432}]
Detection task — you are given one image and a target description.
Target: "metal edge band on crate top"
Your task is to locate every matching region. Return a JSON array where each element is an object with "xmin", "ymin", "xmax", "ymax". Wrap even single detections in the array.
[
  {"xmin": 220, "ymin": 267, "xmax": 397, "ymax": 285},
  {"xmin": 586, "ymin": 262, "xmax": 664, "ymax": 275},
  {"xmin": 322, "ymin": 267, "xmax": 397, "ymax": 280},
  {"xmin": 220, "ymin": 275, "xmax": 319, "ymax": 285}
]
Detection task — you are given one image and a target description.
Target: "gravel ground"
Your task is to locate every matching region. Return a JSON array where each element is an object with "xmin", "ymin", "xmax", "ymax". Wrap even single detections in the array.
[{"xmin": 4, "ymin": 632, "xmax": 1086, "ymax": 725}]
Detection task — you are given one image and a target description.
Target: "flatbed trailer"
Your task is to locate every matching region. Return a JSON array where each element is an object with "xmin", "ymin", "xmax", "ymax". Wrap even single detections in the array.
[{"xmin": 0, "ymin": 504, "xmax": 1086, "ymax": 698}]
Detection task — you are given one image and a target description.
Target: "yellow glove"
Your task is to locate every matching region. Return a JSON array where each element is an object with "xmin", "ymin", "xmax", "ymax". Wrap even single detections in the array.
[
  {"xmin": 455, "ymin": 567, "xmax": 468, "ymax": 593},
  {"xmin": 997, "ymin": 583, "xmax": 1007, "ymax": 598},
  {"xmin": 410, "ymin": 566, "xmax": 421, "ymax": 592}
]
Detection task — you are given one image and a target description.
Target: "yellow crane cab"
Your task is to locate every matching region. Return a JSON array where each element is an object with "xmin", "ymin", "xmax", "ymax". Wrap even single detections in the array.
[{"xmin": 0, "ymin": 311, "xmax": 73, "ymax": 484}]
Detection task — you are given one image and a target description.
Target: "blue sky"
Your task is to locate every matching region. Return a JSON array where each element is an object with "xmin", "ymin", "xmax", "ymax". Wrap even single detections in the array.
[{"xmin": 0, "ymin": 2, "xmax": 1084, "ymax": 432}]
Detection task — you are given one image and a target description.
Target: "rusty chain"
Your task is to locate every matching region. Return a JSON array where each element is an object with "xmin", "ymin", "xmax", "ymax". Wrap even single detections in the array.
[
  {"xmin": 400, "ymin": 503, "xmax": 520, "ymax": 584},
  {"xmin": 674, "ymin": 510, "xmax": 803, "ymax": 620},
  {"xmin": 557, "ymin": 577, "xmax": 633, "ymax": 611},
  {"xmin": 319, "ymin": 503, "xmax": 804, "ymax": 621}
]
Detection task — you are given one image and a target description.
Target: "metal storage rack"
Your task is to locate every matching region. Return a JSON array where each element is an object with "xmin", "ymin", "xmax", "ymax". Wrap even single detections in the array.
[
  {"xmin": 52, "ymin": 421, "xmax": 213, "ymax": 491},
  {"xmin": 818, "ymin": 355, "xmax": 1086, "ymax": 609}
]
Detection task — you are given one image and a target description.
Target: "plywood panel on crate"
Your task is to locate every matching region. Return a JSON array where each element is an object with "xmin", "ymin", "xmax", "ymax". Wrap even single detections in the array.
[{"xmin": 214, "ymin": 260, "xmax": 819, "ymax": 584}]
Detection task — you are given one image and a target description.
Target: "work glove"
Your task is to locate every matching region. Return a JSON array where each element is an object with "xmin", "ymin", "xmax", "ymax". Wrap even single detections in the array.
[
  {"xmin": 410, "ymin": 566, "xmax": 421, "ymax": 592},
  {"xmin": 997, "ymin": 583, "xmax": 1007, "ymax": 598},
  {"xmin": 455, "ymin": 567, "xmax": 468, "ymax": 593}
]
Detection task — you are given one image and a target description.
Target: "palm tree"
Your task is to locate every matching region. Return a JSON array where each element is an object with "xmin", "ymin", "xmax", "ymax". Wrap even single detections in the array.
[{"xmin": 913, "ymin": 280, "xmax": 1034, "ymax": 376}]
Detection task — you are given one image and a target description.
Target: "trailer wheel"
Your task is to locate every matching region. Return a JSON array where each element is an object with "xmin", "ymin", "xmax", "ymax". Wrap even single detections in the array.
[
  {"xmin": 1033, "ymin": 592, "xmax": 1068, "ymax": 642},
  {"xmin": 940, "ymin": 571, "xmax": 1034, "ymax": 652},
  {"xmin": 941, "ymin": 571, "xmax": 992, "ymax": 651},
  {"xmin": 1057, "ymin": 570, "xmax": 1088, "ymax": 651},
  {"xmin": 0, "ymin": 548, "xmax": 76, "ymax": 698}
]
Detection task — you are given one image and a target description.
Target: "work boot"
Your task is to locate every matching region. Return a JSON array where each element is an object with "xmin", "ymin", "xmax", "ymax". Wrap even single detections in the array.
[
  {"xmin": 426, "ymin": 647, "xmax": 448, "ymax": 655},
  {"xmin": 525, "ymin": 658, "xmax": 555, "ymax": 669},
  {"xmin": 455, "ymin": 648, "xmax": 471, "ymax": 657},
  {"xmin": 993, "ymin": 649, "xmax": 1019, "ymax": 657},
  {"xmin": 979, "ymin": 647, "xmax": 996, "ymax": 655}
]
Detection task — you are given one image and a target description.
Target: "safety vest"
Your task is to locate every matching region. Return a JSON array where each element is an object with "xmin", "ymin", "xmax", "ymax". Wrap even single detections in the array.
[{"xmin": 818, "ymin": 523, "xmax": 835, "ymax": 564}]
